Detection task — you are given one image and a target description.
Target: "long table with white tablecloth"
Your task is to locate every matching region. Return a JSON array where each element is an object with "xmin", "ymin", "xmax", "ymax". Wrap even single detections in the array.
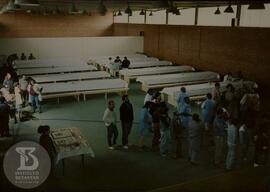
[
  {"xmin": 119, "ymin": 65, "xmax": 195, "ymax": 83},
  {"xmin": 41, "ymin": 79, "xmax": 128, "ymax": 101},
  {"xmin": 108, "ymin": 60, "xmax": 173, "ymax": 77},
  {"xmin": 31, "ymin": 71, "xmax": 110, "ymax": 84},
  {"xmin": 136, "ymin": 71, "xmax": 220, "ymax": 91},
  {"xmin": 17, "ymin": 65, "xmax": 97, "ymax": 76},
  {"xmin": 88, "ymin": 54, "xmax": 147, "ymax": 64},
  {"xmin": 161, "ymin": 81, "xmax": 257, "ymax": 107},
  {"xmin": 14, "ymin": 58, "xmax": 86, "ymax": 66},
  {"xmin": 93, "ymin": 57, "xmax": 159, "ymax": 70}
]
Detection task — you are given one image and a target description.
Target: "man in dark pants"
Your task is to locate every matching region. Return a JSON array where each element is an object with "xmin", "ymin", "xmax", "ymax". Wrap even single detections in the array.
[
  {"xmin": 0, "ymin": 96, "xmax": 10, "ymax": 137},
  {"xmin": 120, "ymin": 95, "xmax": 133, "ymax": 149},
  {"xmin": 171, "ymin": 112, "xmax": 182, "ymax": 159},
  {"xmin": 103, "ymin": 100, "xmax": 118, "ymax": 150}
]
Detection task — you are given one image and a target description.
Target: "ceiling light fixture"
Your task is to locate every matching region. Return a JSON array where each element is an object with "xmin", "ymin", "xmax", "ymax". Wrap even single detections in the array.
[
  {"xmin": 224, "ymin": 4, "xmax": 234, "ymax": 13},
  {"xmin": 214, "ymin": 6, "xmax": 221, "ymax": 14},
  {"xmin": 117, "ymin": 10, "xmax": 122, "ymax": 16},
  {"xmin": 139, "ymin": 9, "xmax": 145, "ymax": 15},
  {"xmin": 124, "ymin": 4, "xmax": 132, "ymax": 15}
]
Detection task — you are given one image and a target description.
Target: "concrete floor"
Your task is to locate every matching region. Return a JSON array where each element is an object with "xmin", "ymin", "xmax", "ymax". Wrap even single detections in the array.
[{"xmin": 0, "ymin": 83, "xmax": 268, "ymax": 192}]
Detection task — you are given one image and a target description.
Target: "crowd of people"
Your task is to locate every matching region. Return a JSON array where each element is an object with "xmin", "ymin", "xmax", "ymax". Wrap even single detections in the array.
[
  {"xmin": 102, "ymin": 74, "xmax": 269, "ymax": 171},
  {"xmin": 0, "ymin": 53, "xmax": 268, "ymax": 172},
  {"xmin": 0, "ymin": 72, "xmax": 43, "ymax": 137}
]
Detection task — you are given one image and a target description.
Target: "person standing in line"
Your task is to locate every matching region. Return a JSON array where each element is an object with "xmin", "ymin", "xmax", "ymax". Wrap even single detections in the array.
[
  {"xmin": 138, "ymin": 101, "xmax": 152, "ymax": 149},
  {"xmin": 103, "ymin": 100, "xmax": 118, "ymax": 150},
  {"xmin": 151, "ymin": 92, "xmax": 163, "ymax": 151},
  {"xmin": 201, "ymin": 93, "xmax": 216, "ymax": 131},
  {"xmin": 144, "ymin": 89, "xmax": 154, "ymax": 105},
  {"xmin": 170, "ymin": 111, "xmax": 183, "ymax": 159},
  {"xmin": 226, "ymin": 118, "xmax": 238, "ymax": 170},
  {"xmin": 159, "ymin": 106, "xmax": 171, "ymax": 157},
  {"xmin": 0, "ymin": 96, "xmax": 10, "ymax": 137},
  {"xmin": 188, "ymin": 113, "xmax": 203, "ymax": 165},
  {"xmin": 177, "ymin": 87, "xmax": 188, "ymax": 112},
  {"xmin": 179, "ymin": 96, "xmax": 192, "ymax": 129},
  {"xmin": 212, "ymin": 82, "xmax": 222, "ymax": 107},
  {"xmin": 120, "ymin": 95, "xmax": 134, "ymax": 149},
  {"xmin": 213, "ymin": 108, "xmax": 226, "ymax": 167},
  {"xmin": 201, "ymin": 93, "xmax": 216, "ymax": 147},
  {"xmin": 239, "ymin": 123, "xmax": 249, "ymax": 161}
]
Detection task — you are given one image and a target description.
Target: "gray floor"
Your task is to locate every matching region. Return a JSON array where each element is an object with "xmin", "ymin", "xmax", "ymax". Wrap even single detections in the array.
[{"xmin": 0, "ymin": 83, "xmax": 262, "ymax": 192}]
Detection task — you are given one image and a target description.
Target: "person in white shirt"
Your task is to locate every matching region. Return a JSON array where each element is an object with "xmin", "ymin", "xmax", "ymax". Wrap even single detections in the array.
[
  {"xmin": 14, "ymin": 82, "xmax": 23, "ymax": 120},
  {"xmin": 144, "ymin": 89, "xmax": 154, "ymax": 105},
  {"xmin": 103, "ymin": 100, "xmax": 118, "ymax": 150}
]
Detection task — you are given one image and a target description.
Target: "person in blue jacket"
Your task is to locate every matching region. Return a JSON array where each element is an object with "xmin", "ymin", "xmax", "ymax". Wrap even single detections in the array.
[
  {"xmin": 213, "ymin": 108, "xmax": 226, "ymax": 167},
  {"xmin": 179, "ymin": 96, "xmax": 192, "ymax": 129},
  {"xmin": 201, "ymin": 93, "xmax": 216, "ymax": 130},
  {"xmin": 177, "ymin": 87, "xmax": 188, "ymax": 112},
  {"xmin": 138, "ymin": 101, "xmax": 152, "ymax": 149}
]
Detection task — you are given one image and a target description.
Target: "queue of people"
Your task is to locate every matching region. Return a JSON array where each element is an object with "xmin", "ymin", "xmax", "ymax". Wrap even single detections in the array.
[{"xmin": 101, "ymin": 79, "xmax": 268, "ymax": 171}]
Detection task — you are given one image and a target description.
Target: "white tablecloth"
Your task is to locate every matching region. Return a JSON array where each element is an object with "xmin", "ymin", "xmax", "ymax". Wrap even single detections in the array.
[
  {"xmin": 137, "ymin": 71, "xmax": 219, "ymax": 85},
  {"xmin": 161, "ymin": 80, "xmax": 257, "ymax": 100},
  {"xmin": 95, "ymin": 57, "xmax": 158, "ymax": 67},
  {"xmin": 119, "ymin": 65, "xmax": 195, "ymax": 77},
  {"xmin": 42, "ymin": 79, "xmax": 128, "ymax": 94},
  {"xmin": 129, "ymin": 60, "xmax": 172, "ymax": 68},
  {"xmin": 17, "ymin": 65, "xmax": 97, "ymax": 75},
  {"xmin": 90, "ymin": 54, "xmax": 147, "ymax": 62},
  {"xmin": 14, "ymin": 58, "xmax": 87, "ymax": 66},
  {"xmin": 32, "ymin": 71, "xmax": 110, "ymax": 83}
]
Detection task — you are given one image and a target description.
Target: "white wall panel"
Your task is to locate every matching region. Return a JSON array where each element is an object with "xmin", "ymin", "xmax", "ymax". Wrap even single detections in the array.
[{"xmin": 0, "ymin": 37, "xmax": 144, "ymax": 61}]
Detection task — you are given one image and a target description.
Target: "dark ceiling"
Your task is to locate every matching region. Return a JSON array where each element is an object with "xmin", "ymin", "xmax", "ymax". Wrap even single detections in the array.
[{"xmin": 0, "ymin": 1, "xmax": 269, "ymax": 15}]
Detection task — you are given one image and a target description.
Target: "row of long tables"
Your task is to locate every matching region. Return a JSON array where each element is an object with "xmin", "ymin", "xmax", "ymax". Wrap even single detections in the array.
[{"xmin": 161, "ymin": 81, "xmax": 257, "ymax": 107}]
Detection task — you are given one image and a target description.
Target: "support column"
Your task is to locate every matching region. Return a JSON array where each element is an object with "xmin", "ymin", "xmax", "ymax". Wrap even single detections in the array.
[
  {"xmin": 194, "ymin": 6, "xmax": 199, "ymax": 25},
  {"xmin": 236, "ymin": 3, "xmax": 242, "ymax": 26},
  {"xmin": 166, "ymin": 10, "xmax": 169, "ymax": 24}
]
